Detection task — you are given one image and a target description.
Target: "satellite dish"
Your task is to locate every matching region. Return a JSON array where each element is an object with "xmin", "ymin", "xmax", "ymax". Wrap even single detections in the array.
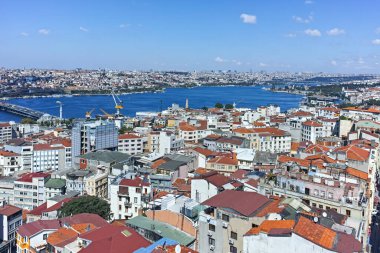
[
  {"xmin": 322, "ymin": 212, "xmax": 327, "ymax": 218},
  {"xmin": 313, "ymin": 217, "xmax": 319, "ymax": 223},
  {"xmin": 175, "ymin": 244, "xmax": 181, "ymax": 253}
]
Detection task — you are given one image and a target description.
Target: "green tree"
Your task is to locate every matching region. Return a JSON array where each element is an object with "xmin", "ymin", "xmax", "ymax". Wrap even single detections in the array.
[
  {"xmin": 215, "ymin": 102, "xmax": 223, "ymax": 108},
  {"xmin": 224, "ymin": 104, "xmax": 234, "ymax": 110},
  {"xmin": 202, "ymin": 106, "xmax": 208, "ymax": 111},
  {"xmin": 58, "ymin": 196, "xmax": 111, "ymax": 220},
  {"xmin": 119, "ymin": 125, "xmax": 128, "ymax": 134},
  {"xmin": 20, "ymin": 118, "xmax": 36, "ymax": 124}
]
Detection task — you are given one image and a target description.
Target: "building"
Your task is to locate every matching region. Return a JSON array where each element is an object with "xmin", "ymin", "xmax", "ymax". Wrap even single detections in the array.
[
  {"xmin": 243, "ymin": 217, "xmax": 362, "ymax": 253},
  {"xmin": 44, "ymin": 178, "xmax": 66, "ymax": 199},
  {"xmin": 0, "ymin": 205, "xmax": 22, "ymax": 252},
  {"xmin": 301, "ymin": 120, "xmax": 324, "ymax": 143},
  {"xmin": 4, "ymin": 138, "xmax": 33, "ymax": 171},
  {"xmin": 198, "ymin": 190, "xmax": 275, "ymax": 253},
  {"xmin": 110, "ymin": 177, "xmax": 152, "ymax": 220},
  {"xmin": 0, "ymin": 123, "xmax": 12, "ymax": 144},
  {"xmin": 71, "ymin": 120, "xmax": 118, "ymax": 158},
  {"xmin": 13, "ymin": 172, "xmax": 50, "ymax": 210},
  {"xmin": 0, "ymin": 178, "xmax": 15, "ymax": 206},
  {"xmin": 191, "ymin": 171, "xmax": 231, "ymax": 203},
  {"xmin": 206, "ymin": 156, "xmax": 238, "ymax": 175},
  {"xmin": 32, "ymin": 143, "xmax": 66, "ymax": 172},
  {"xmin": 0, "ymin": 150, "xmax": 22, "ymax": 176},
  {"xmin": 118, "ymin": 133, "xmax": 144, "ymax": 155}
]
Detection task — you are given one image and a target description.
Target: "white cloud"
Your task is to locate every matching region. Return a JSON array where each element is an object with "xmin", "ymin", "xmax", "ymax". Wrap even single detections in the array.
[
  {"xmin": 372, "ymin": 39, "xmax": 380, "ymax": 45},
  {"xmin": 20, "ymin": 32, "xmax": 29, "ymax": 37},
  {"xmin": 232, "ymin": 60, "xmax": 242, "ymax": 65},
  {"xmin": 240, "ymin": 13, "xmax": 257, "ymax": 24},
  {"xmin": 326, "ymin": 28, "xmax": 345, "ymax": 36},
  {"xmin": 120, "ymin": 24, "xmax": 131, "ymax": 28},
  {"xmin": 305, "ymin": 0, "xmax": 314, "ymax": 4},
  {"xmin": 38, "ymin": 29, "xmax": 50, "ymax": 35},
  {"xmin": 304, "ymin": 29, "xmax": 321, "ymax": 37},
  {"xmin": 292, "ymin": 15, "xmax": 313, "ymax": 24},
  {"xmin": 215, "ymin": 57, "xmax": 227, "ymax": 63},
  {"xmin": 259, "ymin": 63, "xmax": 268, "ymax": 67},
  {"xmin": 285, "ymin": 33, "xmax": 297, "ymax": 38},
  {"xmin": 330, "ymin": 60, "xmax": 337, "ymax": 66},
  {"xmin": 79, "ymin": 26, "xmax": 89, "ymax": 32}
]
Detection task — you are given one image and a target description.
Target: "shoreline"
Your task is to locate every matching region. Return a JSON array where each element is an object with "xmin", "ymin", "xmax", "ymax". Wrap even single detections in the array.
[{"xmin": 2, "ymin": 84, "xmax": 264, "ymax": 101}]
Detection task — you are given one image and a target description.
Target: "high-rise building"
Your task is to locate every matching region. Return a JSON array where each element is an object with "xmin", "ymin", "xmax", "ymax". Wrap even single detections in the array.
[
  {"xmin": 71, "ymin": 120, "xmax": 118, "ymax": 158},
  {"xmin": 0, "ymin": 123, "xmax": 13, "ymax": 144}
]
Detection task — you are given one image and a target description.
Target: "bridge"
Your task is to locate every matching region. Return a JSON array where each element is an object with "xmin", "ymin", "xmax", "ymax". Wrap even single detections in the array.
[{"xmin": 0, "ymin": 102, "xmax": 48, "ymax": 120}]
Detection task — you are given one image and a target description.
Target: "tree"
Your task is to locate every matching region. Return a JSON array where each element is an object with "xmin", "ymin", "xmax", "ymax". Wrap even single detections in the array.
[
  {"xmin": 20, "ymin": 118, "xmax": 36, "ymax": 124},
  {"xmin": 215, "ymin": 102, "xmax": 223, "ymax": 108},
  {"xmin": 202, "ymin": 106, "xmax": 208, "ymax": 111},
  {"xmin": 224, "ymin": 104, "xmax": 234, "ymax": 110},
  {"xmin": 119, "ymin": 125, "xmax": 128, "ymax": 134},
  {"xmin": 58, "ymin": 196, "xmax": 111, "ymax": 220}
]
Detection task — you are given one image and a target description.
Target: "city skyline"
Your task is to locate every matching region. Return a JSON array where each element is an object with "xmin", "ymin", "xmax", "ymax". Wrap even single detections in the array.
[{"xmin": 1, "ymin": 1, "xmax": 380, "ymax": 73}]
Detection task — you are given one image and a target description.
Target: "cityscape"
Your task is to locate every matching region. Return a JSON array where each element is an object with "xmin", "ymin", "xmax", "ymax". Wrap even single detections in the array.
[{"xmin": 1, "ymin": 1, "xmax": 380, "ymax": 253}]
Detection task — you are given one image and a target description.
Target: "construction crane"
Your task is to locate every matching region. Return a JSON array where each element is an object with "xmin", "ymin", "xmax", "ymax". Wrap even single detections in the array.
[
  {"xmin": 111, "ymin": 91, "xmax": 124, "ymax": 115},
  {"xmin": 85, "ymin": 108, "xmax": 95, "ymax": 120},
  {"xmin": 99, "ymin": 108, "xmax": 114, "ymax": 119}
]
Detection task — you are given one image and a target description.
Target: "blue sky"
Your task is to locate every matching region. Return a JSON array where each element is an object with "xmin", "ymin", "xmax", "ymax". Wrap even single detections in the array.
[{"xmin": 0, "ymin": 0, "xmax": 379, "ymax": 73}]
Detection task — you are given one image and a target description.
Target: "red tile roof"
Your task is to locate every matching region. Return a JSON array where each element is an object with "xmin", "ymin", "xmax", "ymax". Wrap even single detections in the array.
[
  {"xmin": 197, "ymin": 171, "xmax": 231, "ymax": 187},
  {"xmin": 208, "ymin": 156, "xmax": 238, "ymax": 166},
  {"xmin": 245, "ymin": 220, "xmax": 295, "ymax": 235},
  {"xmin": 119, "ymin": 134, "xmax": 141, "ymax": 140},
  {"xmin": 18, "ymin": 220, "xmax": 61, "ymax": 237},
  {"xmin": 16, "ymin": 172, "xmax": 50, "ymax": 183},
  {"xmin": 277, "ymin": 155, "xmax": 310, "ymax": 167},
  {"xmin": 302, "ymin": 120, "xmax": 323, "ymax": 127},
  {"xmin": 0, "ymin": 205, "xmax": 22, "ymax": 216},
  {"xmin": 79, "ymin": 225, "xmax": 150, "ymax": 253},
  {"xmin": 0, "ymin": 150, "xmax": 19, "ymax": 157},
  {"xmin": 120, "ymin": 177, "xmax": 150, "ymax": 187},
  {"xmin": 333, "ymin": 145, "xmax": 370, "ymax": 162},
  {"xmin": 346, "ymin": 167, "xmax": 368, "ymax": 180},
  {"xmin": 193, "ymin": 147, "xmax": 214, "ymax": 157},
  {"xmin": 33, "ymin": 143, "xmax": 65, "ymax": 151},
  {"xmin": 294, "ymin": 216, "xmax": 336, "ymax": 250},
  {"xmin": 202, "ymin": 190, "xmax": 270, "ymax": 217}
]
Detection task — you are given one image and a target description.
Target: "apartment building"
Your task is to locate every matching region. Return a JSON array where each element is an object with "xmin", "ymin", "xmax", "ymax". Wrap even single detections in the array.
[
  {"xmin": 301, "ymin": 120, "xmax": 324, "ymax": 143},
  {"xmin": 206, "ymin": 156, "xmax": 238, "ymax": 176},
  {"xmin": 4, "ymin": 138, "xmax": 34, "ymax": 171},
  {"xmin": 0, "ymin": 123, "xmax": 12, "ymax": 144},
  {"xmin": 110, "ymin": 177, "xmax": 152, "ymax": 220},
  {"xmin": 32, "ymin": 143, "xmax": 66, "ymax": 172},
  {"xmin": 0, "ymin": 150, "xmax": 22, "ymax": 176},
  {"xmin": 0, "ymin": 205, "xmax": 22, "ymax": 252},
  {"xmin": 13, "ymin": 172, "xmax": 50, "ymax": 210},
  {"xmin": 198, "ymin": 190, "xmax": 275, "ymax": 253},
  {"xmin": 118, "ymin": 133, "xmax": 144, "ymax": 155}
]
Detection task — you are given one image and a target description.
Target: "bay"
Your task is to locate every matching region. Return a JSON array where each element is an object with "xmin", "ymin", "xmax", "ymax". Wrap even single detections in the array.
[{"xmin": 0, "ymin": 86, "xmax": 304, "ymax": 122}]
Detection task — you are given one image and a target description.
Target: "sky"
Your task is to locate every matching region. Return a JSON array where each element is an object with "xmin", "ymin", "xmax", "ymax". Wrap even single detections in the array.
[{"xmin": 0, "ymin": 0, "xmax": 380, "ymax": 73}]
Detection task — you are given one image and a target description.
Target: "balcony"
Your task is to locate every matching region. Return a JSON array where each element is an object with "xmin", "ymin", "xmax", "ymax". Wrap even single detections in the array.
[
  {"xmin": 118, "ymin": 187, "xmax": 129, "ymax": 196},
  {"xmin": 124, "ymin": 202, "xmax": 132, "ymax": 208}
]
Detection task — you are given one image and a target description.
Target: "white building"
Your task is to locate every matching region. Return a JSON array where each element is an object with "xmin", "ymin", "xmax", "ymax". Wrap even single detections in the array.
[
  {"xmin": 13, "ymin": 172, "xmax": 50, "ymax": 210},
  {"xmin": 0, "ymin": 150, "xmax": 22, "ymax": 176},
  {"xmin": 32, "ymin": 143, "xmax": 66, "ymax": 172},
  {"xmin": 0, "ymin": 205, "xmax": 22, "ymax": 251},
  {"xmin": 4, "ymin": 138, "xmax": 34, "ymax": 171},
  {"xmin": 0, "ymin": 123, "xmax": 12, "ymax": 144},
  {"xmin": 301, "ymin": 120, "xmax": 324, "ymax": 143},
  {"xmin": 118, "ymin": 134, "xmax": 144, "ymax": 155},
  {"xmin": 110, "ymin": 176, "xmax": 152, "ymax": 220}
]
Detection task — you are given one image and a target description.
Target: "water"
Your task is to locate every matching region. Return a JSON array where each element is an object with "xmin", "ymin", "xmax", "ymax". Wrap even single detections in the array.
[{"xmin": 0, "ymin": 86, "xmax": 303, "ymax": 122}]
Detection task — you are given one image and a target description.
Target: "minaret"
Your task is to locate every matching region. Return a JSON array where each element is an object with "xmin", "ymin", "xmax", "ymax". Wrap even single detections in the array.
[{"xmin": 185, "ymin": 98, "xmax": 189, "ymax": 109}]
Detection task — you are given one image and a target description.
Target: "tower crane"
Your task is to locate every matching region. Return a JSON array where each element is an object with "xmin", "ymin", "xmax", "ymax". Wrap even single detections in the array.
[
  {"xmin": 111, "ymin": 91, "xmax": 124, "ymax": 116},
  {"xmin": 85, "ymin": 108, "xmax": 95, "ymax": 120},
  {"xmin": 100, "ymin": 108, "xmax": 114, "ymax": 119}
]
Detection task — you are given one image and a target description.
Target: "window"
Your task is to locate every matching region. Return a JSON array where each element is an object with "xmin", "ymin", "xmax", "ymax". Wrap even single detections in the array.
[
  {"xmin": 230, "ymin": 246, "xmax": 237, "ymax": 253},
  {"xmin": 222, "ymin": 214, "xmax": 230, "ymax": 222},
  {"xmin": 134, "ymin": 197, "xmax": 138, "ymax": 203},
  {"xmin": 319, "ymin": 204, "xmax": 323, "ymax": 209},
  {"xmin": 209, "ymin": 224, "xmax": 215, "ymax": 232},
  {"xmin": 230, "ymin": 231, "xmax": 237, "ymax": 240},
  {"xmin": 209, "ymin": 238, "xmax": 215, "ymax": 246},
  {"xmin": 43, "ymin": 234, "xmax": 47, "ymax": 240},
  {"xmin": 346, "ymin": 210, "xmax": 351, "ymax": 217}
]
